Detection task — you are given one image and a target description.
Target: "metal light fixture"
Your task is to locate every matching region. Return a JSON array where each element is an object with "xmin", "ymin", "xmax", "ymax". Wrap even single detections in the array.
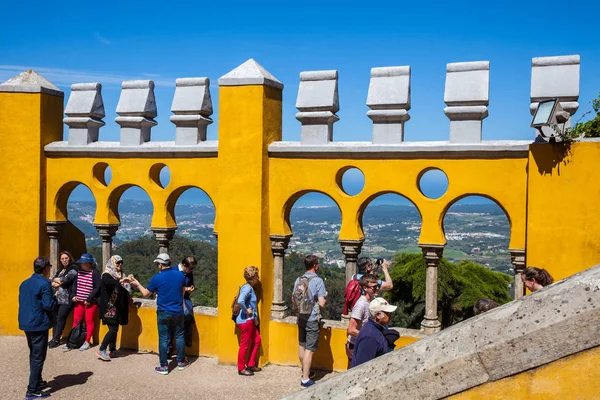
[{"xmin": 531, "ymin": 98, "xmax": 570, "ymax": 142}]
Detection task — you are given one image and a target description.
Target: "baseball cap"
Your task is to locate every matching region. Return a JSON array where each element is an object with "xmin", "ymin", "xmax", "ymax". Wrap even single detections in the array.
[
  {"xmin": 154, "ymin": 253, "xmax": 171, "ymax": 264},
  {"xmin": 369, "ymin": 297, "xmax": 397, "ymax": 315}
]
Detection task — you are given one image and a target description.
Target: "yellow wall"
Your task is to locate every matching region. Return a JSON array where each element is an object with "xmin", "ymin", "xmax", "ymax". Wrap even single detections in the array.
[
  {"xmin": 449, "ymin": 345, "xmax": 600, "ymax": 400},
  {"xmin": 0, "ymin": 91, "xmax": 62, "ymax": 335},
  {"xmin": 97, "ymin": 308, "xmax": 219, "ymax": 358},
  {"xmin": 268, "ymin": 320, "xmax": 421, "ymax": 371},
  {"xmin": 527, "ymin": 142, "xmax": 600, "ymax": 281},
  {"xmin": 269, "ymin": 157, "xmax": 528, "ymax": 249},
  {"xmin": 216, "ymin": 84, "xmax": 282, "ymax": 365},
  {"xmin": 3, "ymin": 73, "xmax": 600, "ymax": 374}
]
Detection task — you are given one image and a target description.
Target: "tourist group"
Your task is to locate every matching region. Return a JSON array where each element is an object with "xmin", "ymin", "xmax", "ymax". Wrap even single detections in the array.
[{"xmin": 17, "ymin": 251, "xmax": 554, "ymax": 399}]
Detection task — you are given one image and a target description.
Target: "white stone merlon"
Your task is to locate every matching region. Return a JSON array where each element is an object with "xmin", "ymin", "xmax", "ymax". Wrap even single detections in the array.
[
  {"xmin": 64, "ymin": 83, "xmax": 105, "ymax": 146},
  {"xmin": 218, "ymin": 58, "xmax": 283, "ymax": 89},
  {"xmin": 444, "ymin": 61, "xmax": 490, "ymax": 143},
  {"xmin": 367, "ymin": 66, "xmax": 411, "ymax": 144},
  {"xmin": 296, "ymin": 70, "xmax": 340, "ymax": 144},
  {"xmin": 530, "ymin": 55, "xmax": 580, "ymax": 117},
  {"xmin": 0, "ymin": 69, "xmax": 63, "ymax": 97},
  {"xmin": 115, "ymin": 80, "xmax": 157, "ymax": 146},
  {"xmin": 170, "ymin": 77, "xmax": 213, "ymax": 145},
  {"xmin": 285, "ymin": 263, "xmax": 600, "ymax": 400}
]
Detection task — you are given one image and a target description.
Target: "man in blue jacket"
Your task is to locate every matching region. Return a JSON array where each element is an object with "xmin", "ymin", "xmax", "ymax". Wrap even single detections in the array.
[
  {"xmin": 351, "ymin": 297, "xmax": 397, "ymax": 368},
  {"xmin": 19, "ymin": 257, "xmax": 56, "ymax": 399}
]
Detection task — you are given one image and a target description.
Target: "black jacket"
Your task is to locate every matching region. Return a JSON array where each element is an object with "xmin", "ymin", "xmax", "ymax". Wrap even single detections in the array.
[
  {"xmin": 70, "ymin": 268, "xmax": 101, "ymax": 303},
  {"xmin": 99, "ymin": 273, "xmax": 130, "ymax": 326}
]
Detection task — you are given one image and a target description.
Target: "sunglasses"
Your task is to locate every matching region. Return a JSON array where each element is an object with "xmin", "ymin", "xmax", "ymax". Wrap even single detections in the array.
[
  {"xmin": 366, "ymin": 285, "xmax": 379, "ymax": 290},
  {"xmin": 116, "ymin": 261, "xmax": 123, "ymax": 265}
]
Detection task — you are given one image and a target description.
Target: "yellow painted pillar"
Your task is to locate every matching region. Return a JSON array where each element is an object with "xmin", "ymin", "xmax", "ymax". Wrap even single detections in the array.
[
  {"xmin": 216, "ymin": 59, "xmax": 283, "ymax": 365},
  {"xmin": 0, "ymin": 70, "xmax": 63, "ymax": 334}
]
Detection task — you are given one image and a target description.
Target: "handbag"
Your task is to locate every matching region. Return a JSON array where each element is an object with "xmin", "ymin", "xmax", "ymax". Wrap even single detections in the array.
[
  {"xmin": 183, "ymin": 298, "xmax": 194, "ymax": 316},
  {"xmin": 104, "ymin": 287, "xmax": 118, "ymax": 319}
]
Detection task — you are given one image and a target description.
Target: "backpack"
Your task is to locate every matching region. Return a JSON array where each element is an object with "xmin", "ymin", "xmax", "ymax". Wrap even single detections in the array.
[
  {"xmin": 66, "ymin": 320, "xmax": 87, "ymax": 349},
  {"xmin": 291, "ymin": 275, "xmax": 316, "ymax": 315},
  {"xmin": 342, "ymin": 275, "xmax": 362, "ymax": 316},
  {"xmin": 231, "ymin": 286, "xmax": 242, "ymax": 322}
]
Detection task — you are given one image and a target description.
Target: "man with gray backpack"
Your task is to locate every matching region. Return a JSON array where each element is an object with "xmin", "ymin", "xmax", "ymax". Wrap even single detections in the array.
[{"xmin": 292, "ymin": 255, "xmax": 327, "ymax": 388}]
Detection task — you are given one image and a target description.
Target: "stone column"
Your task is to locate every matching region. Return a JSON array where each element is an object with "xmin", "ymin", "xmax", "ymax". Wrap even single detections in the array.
[
  {"xmin": 271, "ymin": 235, "xmax": 291, "ymax": 319},
  {"xmin": 443, "ymin": 61, "xmax": 489, "ymax": 143},
  {"xmin": 153, "ymin": 227, "xmax": 177, "ymax": 255},
  {"xmin": 296, "ymin": 70, "xmax": 339, "ymax": 144},
  {"xmin": 47, "ymin": 221, "xmax": 66, "ymax": 277},
  {"xmin": 95, "ymin": 224, "xmax": 119, "ymax": 268},
  {"xmin": 171, "ymin": 77, "xmax": 213, "ymax": 145},
  {"xmin": 115, "ymin": 80, "xmax": 157, "ymax": 146},
  {"xmin": 510, "ymin": 249, "xmax": 526, "ymax": 299},
  {"xmin": 339, "ymin": 239, "xmax": 364, "ymax": 284},
  {"xmin": 367, "ymin": 66, "xmax": 411, "ymax": 144},
  {"xmin": 419, "ymin": 244, "xmax": 444, "ymax": 334},
  {"xmin": 63, "ymin": 82, "xmax": 105, "ymax": 145}
]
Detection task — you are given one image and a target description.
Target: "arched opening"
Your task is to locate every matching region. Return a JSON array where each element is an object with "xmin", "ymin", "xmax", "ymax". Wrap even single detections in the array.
[
  {"xmin": 99, "ymin": 186, "xmax": 156, "ymax": 296},
  {"xmin": 284, "ymin": 192, "xmax": 345, "ymax": 320},
  {"xmin": 60, "ymin": 184, "xmax": 97, "ymax": 259},
  {"xmin": 437, "ymin": 195, "xmax": 514, "ymax": 326},
  {"xmin": 359, "ymin": 193, "xmax": 423, "ymax": 329},
  {"xmin": 170, "ymin": 187, "xmax": 218, "ymax": 307}
]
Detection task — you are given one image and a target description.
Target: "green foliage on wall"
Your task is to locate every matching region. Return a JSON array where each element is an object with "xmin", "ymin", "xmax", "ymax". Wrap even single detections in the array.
[{"xmin": 567, "ymin": 92, "xmax": 600, "ymax": 138}]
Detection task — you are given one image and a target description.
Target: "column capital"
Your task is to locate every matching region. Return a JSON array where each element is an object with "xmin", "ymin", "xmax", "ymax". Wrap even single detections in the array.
[
  {"xmin": 152, "ymin": 227, "xmax": 177, "ymax": 242},
  {"xmin": 95, "ymin": 224, "xmax": 119, "ymax": 240},
  {"xmin": 46, "ymin": 221, "xmax": 67, "ymax": 238},
  {"xmin": 509, "ymin": 248, "xmax": 526, "ymax": 272},
  {"xmin": 419, "ymin": 244, "xmax": 445, "ymax": 267},
  {"xmin": 270, "ymin": 234, "xmax": 292, "ymax": 256},
  {"xmin": 339, "ymin": 239, "xmax": 364, "ymax": 262}
]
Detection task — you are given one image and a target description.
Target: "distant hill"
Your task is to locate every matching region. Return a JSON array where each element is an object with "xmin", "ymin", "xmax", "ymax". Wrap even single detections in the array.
[{"xmin": 66, "ymin": 199, "xmax": 512, "ymax": 274}]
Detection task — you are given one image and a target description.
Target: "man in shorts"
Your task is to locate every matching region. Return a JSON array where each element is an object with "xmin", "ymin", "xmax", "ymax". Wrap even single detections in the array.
[{"xmin": 294, "ymin": 255, "xmax": 327, "ymax": 388}]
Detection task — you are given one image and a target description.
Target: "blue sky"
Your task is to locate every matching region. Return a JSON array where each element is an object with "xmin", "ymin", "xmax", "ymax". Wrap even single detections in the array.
[{"xmin": 1, "ymin": 0, "xmax": 599, "ymax": 207}]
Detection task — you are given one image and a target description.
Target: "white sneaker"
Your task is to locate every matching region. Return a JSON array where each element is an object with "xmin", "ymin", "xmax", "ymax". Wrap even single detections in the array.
[{"xmin": 79, "ymin": 342, "xmax": 90, "ymax": 351}]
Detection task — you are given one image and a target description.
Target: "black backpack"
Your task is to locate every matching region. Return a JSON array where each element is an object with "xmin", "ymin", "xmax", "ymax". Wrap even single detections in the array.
[{"xmin": 66, "ymin": 320, "xmax": 87, "ymax": 349}]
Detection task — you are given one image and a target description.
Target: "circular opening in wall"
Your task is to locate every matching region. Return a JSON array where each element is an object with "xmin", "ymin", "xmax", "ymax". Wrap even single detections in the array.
[
  {"xmin": 418, "ymin": 168, "xmax": 448, "ymax": 199},
  {"xmin": 338, "ymin": 167, "xmax": 365, "ymax": 196},
  {"xmin": 150, "ymin": 164, "xmax": 171, "ymax": 189},
  {"xmin": 92, "ymin": 162, "xmax": 111, "ymax": 188}
]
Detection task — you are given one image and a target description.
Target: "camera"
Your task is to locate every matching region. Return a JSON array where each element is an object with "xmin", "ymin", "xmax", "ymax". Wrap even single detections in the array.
[{"xmin": 375, "ymin": 258, "xmax": 384, "ymax": 266}]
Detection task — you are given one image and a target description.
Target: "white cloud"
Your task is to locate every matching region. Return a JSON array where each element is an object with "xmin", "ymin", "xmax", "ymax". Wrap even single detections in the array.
[
  {"xmin": 94, "ymin": 32, "xmax": 112, "ymax": 45},
  {"xmin": 0, "ymin": 65, "xmax": 176, "ymax": 88}
]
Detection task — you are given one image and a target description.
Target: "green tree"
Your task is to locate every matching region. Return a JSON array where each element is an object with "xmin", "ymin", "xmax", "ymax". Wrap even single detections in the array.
[{"xmin": 385, "ymin": 253, "xmax": 513, "ymax": 328}]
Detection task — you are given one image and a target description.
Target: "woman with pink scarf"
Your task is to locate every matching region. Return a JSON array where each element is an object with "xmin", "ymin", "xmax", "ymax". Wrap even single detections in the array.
[{"xmin": 97, "ymin": 255, "xmax": 132, "ymax": 361}]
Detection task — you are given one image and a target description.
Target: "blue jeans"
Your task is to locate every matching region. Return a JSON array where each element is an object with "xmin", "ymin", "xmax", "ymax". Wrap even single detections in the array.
[
  {"xmin": 157, "ymin": 311, "xmax": 185, "ymax": 366},
  {"xmin": 25, "ymin": 330, "xmax": 48, "ymax": 393}
]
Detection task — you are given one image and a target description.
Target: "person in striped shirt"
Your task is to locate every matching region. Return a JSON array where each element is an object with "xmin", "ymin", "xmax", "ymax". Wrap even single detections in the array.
[{"xmin": 69, "ymin": 254, "xmax": 101, "ymax": 351}]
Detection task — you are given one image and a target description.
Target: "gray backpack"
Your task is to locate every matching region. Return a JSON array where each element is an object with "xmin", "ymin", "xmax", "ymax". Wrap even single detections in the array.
[{"xmin": 291, "ymin": 275, "xmax": 316, "ymax": 315}]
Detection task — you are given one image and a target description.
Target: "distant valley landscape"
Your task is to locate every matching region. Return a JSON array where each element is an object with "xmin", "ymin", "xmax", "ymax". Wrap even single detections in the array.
[{"xmin": 67, "ymin": 200, "xmax": 513, "ymax": 275}]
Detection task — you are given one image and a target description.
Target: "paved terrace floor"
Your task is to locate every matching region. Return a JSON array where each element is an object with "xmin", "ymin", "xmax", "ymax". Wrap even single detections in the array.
[{"xmin": 0, "ymin": 336, "xmax": 336, "ymax": 400}]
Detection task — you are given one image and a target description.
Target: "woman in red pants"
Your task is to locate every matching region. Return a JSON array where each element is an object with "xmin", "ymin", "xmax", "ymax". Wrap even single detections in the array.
[
  {"xmin": 236, "ymin": 266, "xmax": 262, "ymax": 376},
  {"xmin": 69, "ymin": 253, "xmax": 101, "ymax": 351}
]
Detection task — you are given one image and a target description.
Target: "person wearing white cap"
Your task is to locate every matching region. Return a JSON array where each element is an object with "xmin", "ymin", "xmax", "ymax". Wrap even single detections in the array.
[
  {"xmin": 351, "ymin": 297, "xmax": 397, "ymax": 368},
  {"xmin": 130, "ymin": 253, "xmax": 189, "ymax": 375}
]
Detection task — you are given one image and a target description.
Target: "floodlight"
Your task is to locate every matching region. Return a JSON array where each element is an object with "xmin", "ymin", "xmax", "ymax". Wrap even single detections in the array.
[
  {"xmin": 531, "ymin": 98, "xmax": 570, "ymax": 141},
  {"xmin": 531, "ymin": 99, "xmax": 559, "ymax": 127}
]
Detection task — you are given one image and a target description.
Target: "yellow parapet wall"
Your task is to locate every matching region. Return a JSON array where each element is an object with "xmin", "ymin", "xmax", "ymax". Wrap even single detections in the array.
[
  {"xmin": 527, "ymin": 141, "xmax": 600, "ymax": 281},
  {"xmin": 2, "ymin": 61, "xmax": 600, "ymax": 373},
  {"xmin": 449, "ymin": 345, "xmax": 600, "ymax": 400}
]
